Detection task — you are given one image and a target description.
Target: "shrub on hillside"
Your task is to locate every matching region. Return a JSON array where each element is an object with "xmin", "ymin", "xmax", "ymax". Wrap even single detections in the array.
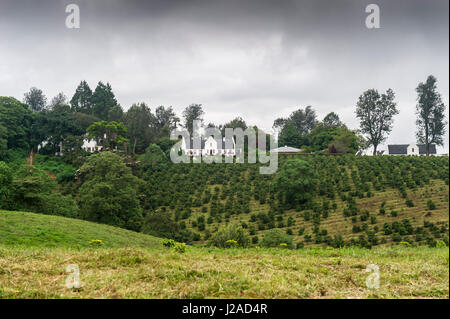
[
  {"xmin": 40, "ymin": 193, "xmax": 78, "ymax": 218},
  {"xmin": 0, "ymin": 161, "xmax": 12, "ymax": 208},
  {"xmin": 426, "ymin": 199, "xmax": 436, "ymax": 210},
  {"xmin": 405, "ymin": 199, "xmax": 414, "ymax": 207},
  {"xmin": 260, "ymin": 228, "xmax": 293, "ymax": 248},
  {"xmin": 208, "ymin": 224, "xmax": 249, "ymax": 248},
  {"xmin": 274, "ymin": 159, "xmax": 316, "ymax": 207},
  {"xmin": 4, "ymin": 164, "xmax": 79, "ymax": 217},
  {"xmin": 142, "ymin": 210, "xmax": 189, "ymax": 242}
]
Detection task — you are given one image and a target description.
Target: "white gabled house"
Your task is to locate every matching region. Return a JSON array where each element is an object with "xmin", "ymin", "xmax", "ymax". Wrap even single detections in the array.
[
  {"xmin": 181, "ymin": 135, "xmax": 236, "ymax": 156},
  {"xmin": 82, "ymin": 138, "xmax": 102, "ymax": 153}
]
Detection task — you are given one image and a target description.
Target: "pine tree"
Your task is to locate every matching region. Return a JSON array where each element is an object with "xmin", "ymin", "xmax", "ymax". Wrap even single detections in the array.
[
  {"xmin": 91, "ymin": 82, "xmax": 118, "ymax": 120},
  {"xmin": 70, "ymin": 80, "xmax": 93, "ymax": 114}
]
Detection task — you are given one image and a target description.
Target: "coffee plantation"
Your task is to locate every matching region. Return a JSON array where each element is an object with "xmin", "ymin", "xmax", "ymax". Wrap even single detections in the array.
[{"xmin": 138, "ymin": 154, "xmax": 449, "ymax": 248}]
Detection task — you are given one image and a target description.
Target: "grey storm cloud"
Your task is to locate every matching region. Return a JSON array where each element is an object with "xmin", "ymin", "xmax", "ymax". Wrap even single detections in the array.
[{"xmin": 0, "ymin": 0, "xmax": 448, "ymax": 151}]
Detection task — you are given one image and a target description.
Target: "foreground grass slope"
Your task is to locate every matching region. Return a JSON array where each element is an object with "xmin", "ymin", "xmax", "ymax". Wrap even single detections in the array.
[
  {"xmin": 0, "ymin": 211, "xmax": 447, "ymax": 298},
  {"xmin": 0, "ymin": 246, "xmax": 448, "ymax": 298},
  {"xmin": 0, "ymin": 210, "xmax": 160, "ymax": 248}
]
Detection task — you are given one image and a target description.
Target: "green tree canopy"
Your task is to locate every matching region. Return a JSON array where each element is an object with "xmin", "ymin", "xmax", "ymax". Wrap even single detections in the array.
[
  {"xmin": 415, "ymin": 75, "xmax": 447, "ymax": 156},
  {"xmin": 0, "ymin": 161, "xmax": 13, "ymax": 207},
  {"xmin": 49, "ymin": 92, "xmax": 68, "ymax": 110},
  {"xmin": 124, "ymin": 103, "xmax": 155, "ymax": 154},
  {"xmin": 141, "ymin": 144, "xmax": 168, "ymax": 172},
  {"xmin": 0, "ymin": 97, "xmax": 36, "ymax": 157},
  {"xmin": 154, "ymin": 106, "xmax": 179, "ymax": 139},
  {"xmin": 86, "ymin": 121, "xmax": 128, "ymax": 151},
  {"xmin": 356, "ymin": 88, "xmax": 398, "ymax": 155},
  {"xmin": 77, "ymin": 152, "xmax": 143, "ymax": 231},
  {"xmin": 220, "ymin": 116, "xmax": 248, "ymax": 135},
  {"xmin": 278, "ymin": 121, "xmax": 304, "ymax": 148},
  {"xmin": 23, "ymin": 87, "xmax": 47, "ymax": 112},
  {"xmin": 91, "ymin": 82, "xmax": 118, "ymax": 120},
  {"xmin": 183, "ymin": 103, "xmax": 204, "ymax": 136},
  {"xmin": 70, "ymin": 80, "xmax": 93, "ymax": 113},
  {"xmin": 323, "ymin": 112, "xmax": 343, "ymax": 128},
  {"xmin": 274, "ymin": 159, "xmax": 316, "ymax": 207}
]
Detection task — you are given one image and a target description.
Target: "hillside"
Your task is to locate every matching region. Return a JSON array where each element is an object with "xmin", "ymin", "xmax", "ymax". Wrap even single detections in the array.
[
  {"xmin": 142, "ymin": 155, "xmax": 449, "ymax": 247},
  {"xmin": 0, "ymin": 210, "xmax": 160, "ymax": 248}
]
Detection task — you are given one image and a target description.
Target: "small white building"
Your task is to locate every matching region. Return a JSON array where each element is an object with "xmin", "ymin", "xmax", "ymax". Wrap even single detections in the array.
[
  {"xmin": 82, "ymin": 138, "xmax": 102, "ymax": 153},
  {"xmin": 271, "ymin": 145, "xmax": 302, "ymax": 154},
  {"xmin": 181, "ymin": 136, "xmax": 236, "ymax": 156},
  {"xmin": 38, "ymin": 137, "xmax": 102, "ymax": 155}
]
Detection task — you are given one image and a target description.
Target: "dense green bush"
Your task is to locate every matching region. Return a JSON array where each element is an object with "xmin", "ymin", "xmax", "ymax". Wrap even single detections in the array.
[
  {"xmin": 0, "ymin": 161, "xmax": 13, "ymax": 208},
  {"xmin": 274, "ymin": 159, "xmax": 316, "ymax": 207},
  {"xmin": 427, "ymin": 199, "xmax": 436, "ymax": 210},
  {"xmin": 3, "ymin": 164, "xmax": 79, "ymax": 217},
  {"xmin": 260, "ymin": 228, "xmax": 293, "ymax": 248},
  {"xmin": 208, "ymin": 224, "xmax": 250, "ymax": 248}
]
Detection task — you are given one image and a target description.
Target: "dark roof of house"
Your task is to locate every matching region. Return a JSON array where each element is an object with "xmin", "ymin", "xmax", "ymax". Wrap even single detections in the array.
[
  {"xmin": 185, "ymin": 136, "xmax": 235, "ymax": 150},
  {"xmin": 388, "ymin": 144, "xmax": 409, "ymax": 155},
  {"xmin": 418, "ymin": 144, "xmax": 437, "ymax": 155}
]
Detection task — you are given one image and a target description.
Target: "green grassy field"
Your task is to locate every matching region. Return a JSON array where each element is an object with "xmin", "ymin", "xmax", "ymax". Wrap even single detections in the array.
[
  {"xmin": 0, "ymin": 210, "xmax": 160, "ymax": 248},
  {"xmin": 0, "ymin": 211, "xmax": 448, "ymax": 299}
]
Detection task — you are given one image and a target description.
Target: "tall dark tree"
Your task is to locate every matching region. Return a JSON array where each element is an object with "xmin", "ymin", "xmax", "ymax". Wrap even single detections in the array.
[
  {"xmin": 289, "ymin": 106, "xmax": 318, "ymax": 135},
  {"xmin": 0, "ymin": 97, "xmax": 36, "ymax": 156},
  {"xmin": 70, "ymin": 80, "xmax": 93, "ymax": 114},
  {"xmin": 273, "ymin": 106, "xmax": 318, "ymax": 143},
  {"xmin": 415, "ymin": 75, "xmax": 447, "ymax": 156},
  {"xmin": 154, "ymin": 106, "xmax": 179, "ymax": 138},
  {"xmin": 107, "ymin": 104, "xmax": 124, "ymax": 122},
  {"xmin": 49, "ymin": 92, "xmax": 68, "ymax": 110},
  {"xmin": 272, "ymin": 117, "xmax": 288, "ymax": 131},
  {"xmin": 78, "ymin": 151, "xmax": 143, "ymax": 231},
  {"xmin": 356, "ymin": 88, "xmax": 398, "ymax": 155},
  {"xmin": 182, "ymin": 103, "xmax": 204, "ymax": 136},
  {"xmin": 323, "ymin": 112, "xmax": 343, "ymax": 128},
  {"xmin": 278, "ymin": 122, "xmax": 303, "ymax": 148},
  {"xmin": 0, "ymin": 124, "xmax": 7, "ymax": 160},
  {"xmin": 124, "ymin": 103, "xmax": 154, "ymax": 154},
  {"xmin": 24, "ymin": 87, "xmax": 47, "ymax": 112},
  {"xmin": 91, "ymin": 82, "xmax": 118, "ymax": 120},
  {"xmin": 220, "ymin": 116, "xmax": 248, "ymax": 135}
]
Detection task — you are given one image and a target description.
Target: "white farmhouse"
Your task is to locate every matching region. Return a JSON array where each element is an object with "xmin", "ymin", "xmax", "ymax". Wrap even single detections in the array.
[
  {"xmin": 82, "ymin": 138, "xmax": 102, "ymax": 153},
  {"xmin": 181, "ymin": 136, "xmax": 236, "ymax": 157}
]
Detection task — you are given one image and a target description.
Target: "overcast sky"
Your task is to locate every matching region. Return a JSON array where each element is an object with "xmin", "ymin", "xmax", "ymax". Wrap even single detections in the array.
[{"xmin": 1, "ymin": 0, "xmax": 448, "ymax": 152}]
